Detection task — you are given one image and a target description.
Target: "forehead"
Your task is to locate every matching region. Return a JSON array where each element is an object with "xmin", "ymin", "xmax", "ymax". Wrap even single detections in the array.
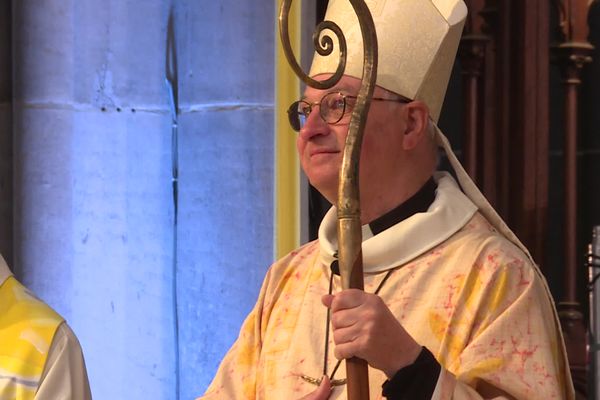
[
  {"xmin": 302, "ymin": 75, "xmax": 357, "ymax": 100},
  {"xmin": 303, "ymin": 74, "xmax": 393, "ymax": 100}
]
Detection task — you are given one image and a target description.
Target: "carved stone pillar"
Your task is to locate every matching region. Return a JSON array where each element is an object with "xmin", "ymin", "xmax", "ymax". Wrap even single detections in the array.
[{"xmin": 552, "ymin": 0, "xmax": 595, "ymax": 396}]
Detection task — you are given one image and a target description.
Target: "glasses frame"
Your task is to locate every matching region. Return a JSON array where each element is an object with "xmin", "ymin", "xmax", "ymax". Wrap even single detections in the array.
[{"xmin": 287, "ymin": 91, "xmax": 411, "ymax": 132}]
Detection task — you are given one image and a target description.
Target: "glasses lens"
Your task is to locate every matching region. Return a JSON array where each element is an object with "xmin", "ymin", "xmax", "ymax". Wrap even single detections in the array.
[
  {"xmin": 287, "ymin": 100, "xmax": 309, "ymax": 131},
  {"xmin": 287, "ymin": 101, "xmax": 300, "ymax": 131},
  {"xmin": 321, "ymin": 93, "xmax": 346, "ymax": 124}
]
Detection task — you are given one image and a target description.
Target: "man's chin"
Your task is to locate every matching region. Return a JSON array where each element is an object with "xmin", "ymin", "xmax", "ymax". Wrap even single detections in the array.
[{"xmin": 305, "ymin": 173, "xmax": 337, "ymax": 199}]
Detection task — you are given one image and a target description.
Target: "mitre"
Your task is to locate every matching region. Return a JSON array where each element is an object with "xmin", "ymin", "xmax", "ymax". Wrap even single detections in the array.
[{"xmin": 309, "ymin": 0, "xmax": 468, "ymax": 122}]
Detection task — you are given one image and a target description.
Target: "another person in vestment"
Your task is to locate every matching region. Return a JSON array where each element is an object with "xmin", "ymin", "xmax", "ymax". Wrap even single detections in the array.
[
  {"xmin": 0, "ymin": 254, "xmax": 92, "ymax": 399},
  {"xmin": 200, "ymin": 0, "xmax": 574, "ymax": 399}
]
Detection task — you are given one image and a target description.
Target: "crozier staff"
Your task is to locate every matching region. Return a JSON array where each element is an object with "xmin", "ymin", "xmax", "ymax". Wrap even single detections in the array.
[{"xmin": 199, "ymin": 0, "xmax": 575, "ymax": 399}]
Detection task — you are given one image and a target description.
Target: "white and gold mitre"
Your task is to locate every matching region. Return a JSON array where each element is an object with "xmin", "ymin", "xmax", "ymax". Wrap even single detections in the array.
[{"xmin": 309, "ymin": 0, "xmax": 467, "ymax": 122}]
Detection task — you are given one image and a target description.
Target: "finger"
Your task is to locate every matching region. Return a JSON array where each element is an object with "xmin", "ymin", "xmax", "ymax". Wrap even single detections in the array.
[
  {"xmin": 332, "ymin": 325, "xmax": 360, "ymax": 346},
  {"xmin": 304, "ymin": 375, "xmax": 332, "ymax": 400},
  {"xmin": 330, "ymin": 308, "xmax": 358, "ymax": 329},
  {"xmin": 318, "ymin": 375, "xmax": 332, "ymax": 394},
  {"xmin": 321, "ymin": 294, "xmax": 334, "ymax": 308},
  {"xmin": 330, "ymin": 289, "xmax": 366, "ymax": 312},
  {"xmin": 333, "ymin": 340, "xmax": 360, "ymax": 361}
]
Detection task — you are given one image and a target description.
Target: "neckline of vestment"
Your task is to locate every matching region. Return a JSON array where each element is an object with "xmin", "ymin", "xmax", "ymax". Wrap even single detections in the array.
[
  {"xmin": 318, "ymin": 171, "xmax": 478, "ymax": 273},
  {"xmin": 368, "ymin": 177, "xmax": 437, "ymax": 235}
]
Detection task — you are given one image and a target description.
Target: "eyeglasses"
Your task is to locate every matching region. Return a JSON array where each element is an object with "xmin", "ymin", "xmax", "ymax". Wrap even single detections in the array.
[{"xmin": 287, "ymin": 91, "xmax": 411, "ymax": 132}]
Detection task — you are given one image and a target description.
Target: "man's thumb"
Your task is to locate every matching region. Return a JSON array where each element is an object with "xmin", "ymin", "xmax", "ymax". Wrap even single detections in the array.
[{"xmin": 314, "ymin": 375, "xmax": 332, "ymax": 399}]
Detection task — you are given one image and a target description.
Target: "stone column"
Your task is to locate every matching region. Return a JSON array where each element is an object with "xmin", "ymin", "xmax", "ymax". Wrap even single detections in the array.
[
  {"xmin": 11, "ymin": 1, "xmax": 277, "ymax": 398},
  {"xmin": 174, "ymin": 1, "xmax": 275, "ymax": 396},
  {"xmin": 12, "ymin": 1, "xmax": 175, "ymax": 398}
]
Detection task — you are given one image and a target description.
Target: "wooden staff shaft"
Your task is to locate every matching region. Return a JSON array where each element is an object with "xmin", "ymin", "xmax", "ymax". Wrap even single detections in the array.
[
  {"xmin": 343, "ymin": 249, "xmax": 370, "ymax": 400},
  {"xmin": 278, "ymin": 1, "xmax": 378, "ymax": 398}
]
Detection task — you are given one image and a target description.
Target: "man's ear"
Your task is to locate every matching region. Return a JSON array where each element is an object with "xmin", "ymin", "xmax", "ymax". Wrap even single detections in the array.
[{"xmin": 402, "ymin": 101, "xmax": 429, "ymax": 150}]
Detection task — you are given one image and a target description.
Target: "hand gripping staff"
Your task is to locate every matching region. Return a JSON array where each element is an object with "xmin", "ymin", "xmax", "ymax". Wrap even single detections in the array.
[{"xmin": 279, "ymin": 1, "xmax": 378, "ymax": 399}]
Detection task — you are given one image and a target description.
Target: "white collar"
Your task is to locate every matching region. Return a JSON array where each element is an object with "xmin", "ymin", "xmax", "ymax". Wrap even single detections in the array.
[{"xmin": 318, "ymin": 172, "xmax": 477, "ymax": 273}]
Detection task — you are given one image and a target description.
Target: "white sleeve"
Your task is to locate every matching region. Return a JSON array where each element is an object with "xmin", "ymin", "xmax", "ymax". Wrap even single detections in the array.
[{"xmin": 35, "ymin": 322, "xmax": 92, "ymax": 400}]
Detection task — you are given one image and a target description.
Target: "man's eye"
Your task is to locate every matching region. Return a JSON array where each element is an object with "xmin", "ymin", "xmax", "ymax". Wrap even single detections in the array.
[
  {"xmin": 328, "ymin": 98, "xmax": 345, "ymax": 111},
  {"xmin": 344, "ymin": 97, "xmax": 356, "ymax": 108},
  {"xmin": 300, "ymin": 106, "xmax": 311, "ymax": 115}
]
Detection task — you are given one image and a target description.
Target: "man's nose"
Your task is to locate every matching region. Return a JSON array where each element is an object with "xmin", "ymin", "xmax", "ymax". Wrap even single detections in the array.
[{"xmin": 298, "ymin": 109, "xmax": 328, "ymax": 140}]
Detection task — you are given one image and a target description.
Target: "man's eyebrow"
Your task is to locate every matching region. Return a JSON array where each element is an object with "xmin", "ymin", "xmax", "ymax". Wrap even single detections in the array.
[
  {"xmin": 335, "ymin": 86, "xmax": 353, "ymax": 94},
  {"xmin": 301, "ymin": 86, "xmax": 355, "ymax": 101}
]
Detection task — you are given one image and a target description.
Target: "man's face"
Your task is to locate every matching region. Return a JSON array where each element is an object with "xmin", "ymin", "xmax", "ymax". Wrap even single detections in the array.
[{"xmin": 296, "ymin": 74, "xmax": 408, "ymax": 204}]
